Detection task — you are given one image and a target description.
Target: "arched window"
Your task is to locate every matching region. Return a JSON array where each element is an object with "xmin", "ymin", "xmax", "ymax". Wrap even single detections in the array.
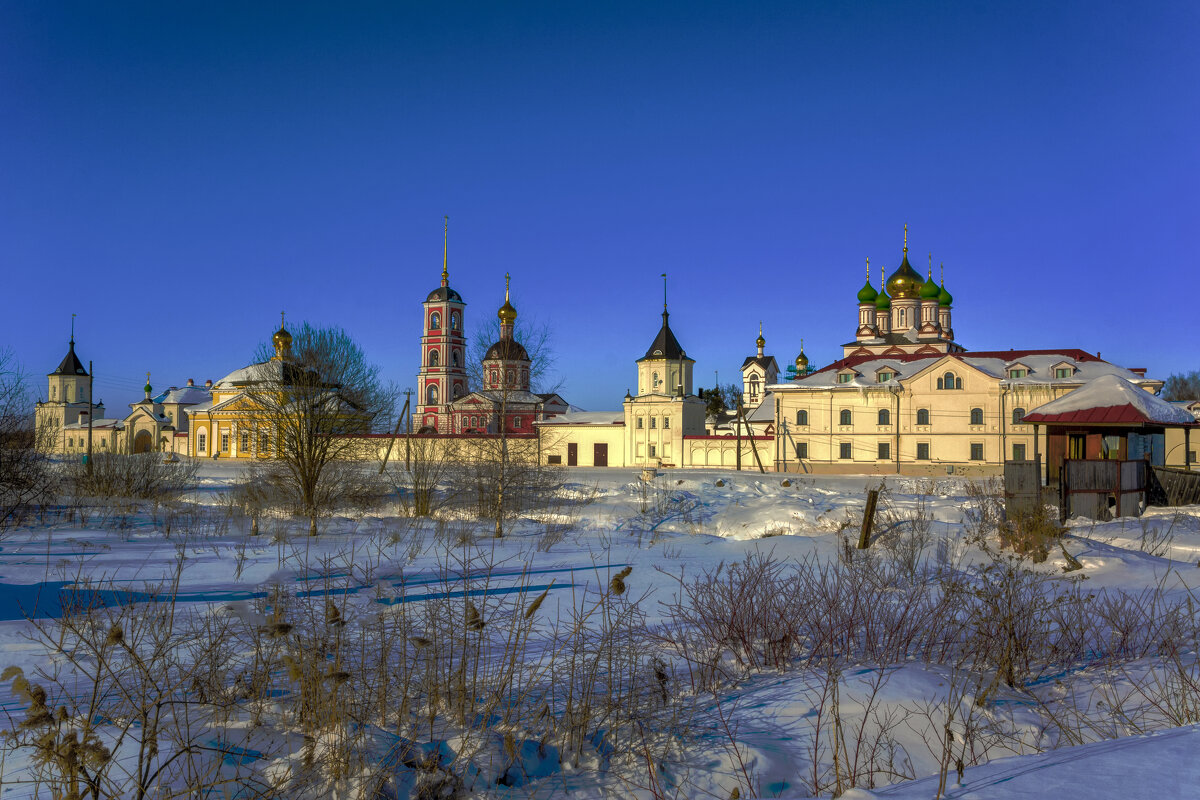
[
  {"xmin": 1012, "ymin": 407, "xmax": 1026, "ymax": 425},
  {"xmin": 970, "ymin": 407, "xmax": 984, "ymax": 425},
  {"xmin": 938, "ymin": 371, "xmax": 960, "ymax": 390},
  {"xmin": 878, "ymin": 408, "xmax": 890, "ymax": 425},
  {"xmin": 796, "ymin": 409, "xmax": 808, "ymax": 426},
  {"xmin": 452, "ymin": 350, "xmax": 460, "ymax": 367},
  {"xmin": 506, "ymin": 369, "xmax": 514, "ymax": 385},
  {"xmin": 426, "ymin": 385, "xmax": 438, "ymax": 404},
  {"xmin": 749, "ymin": 376, "xmax": 760, "ymax": 398},
  {"xmin": 453, "ymin": 385, "xmax": 463, "ymax": 399},
  {"xmin": 917, "ymin": 408, "xmax": 930, "ymax": 426},
  {"xmin": 652, "ymin": 371, "xmax": 659, "ymax": 388},
  {"xmin": 839, "ymin": 409, "xmax": 852, "ymax": 426},
  {"xmin": 450, "ymin": 312, "xmax": 459, "ymax": 330},
  {"xmin": 428, "ymin": 350, "xmax": 439, "ymax": 367},
  {"xmin": 429, "ymin": 312, "xmax": 441, "ymax": 330},
  {"xmin": 51, "ymin": 386, "xmax": 56, "ymax": 400}
]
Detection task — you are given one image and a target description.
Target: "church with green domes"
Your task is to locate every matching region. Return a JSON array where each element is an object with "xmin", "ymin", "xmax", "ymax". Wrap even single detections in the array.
[{"xmin": 847, "ymin": 225, "xmax": 961, "ymax": 359}]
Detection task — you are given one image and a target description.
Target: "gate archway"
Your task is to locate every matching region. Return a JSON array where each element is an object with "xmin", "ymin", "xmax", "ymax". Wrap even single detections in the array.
[{"xmin": 133, "ymin": 430, "xmax": 154, "ymax": 453}]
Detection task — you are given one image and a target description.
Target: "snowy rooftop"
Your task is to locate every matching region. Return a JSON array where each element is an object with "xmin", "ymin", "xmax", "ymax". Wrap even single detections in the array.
[
  {"xmin": 1023, "ymin": 374, "xmax": 1196, "ymax": 426},
  {"xmin": 155, "ymin": 386, "xmax": 212, "ymax": 405},
  {"xmin": 771, "ymin": 349, "xmax": 1154, "ymax": 391},
  {"xmin": 63, "ymin": 418, "xmax": 124, "ymax": 430},
  {"xmin": 536, "ymin": 410, "xmax": 625, "ymax": 426}
]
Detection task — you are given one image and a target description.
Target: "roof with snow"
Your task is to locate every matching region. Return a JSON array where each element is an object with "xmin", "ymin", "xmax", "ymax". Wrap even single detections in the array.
[
  {"xmin": 770, "ymin": 349, "xmax": 1152, "ymax": 391},
  {"xmin": 154, "ymin": 386, "xmax": 212, "ymax": 405},
  {"xmin": 536, "ymin": 410, "xmax": 625, "ymax": 426},
  {"xmin": 1022, "ymin": 374, "xmax": 1196, "ymax": 427}
]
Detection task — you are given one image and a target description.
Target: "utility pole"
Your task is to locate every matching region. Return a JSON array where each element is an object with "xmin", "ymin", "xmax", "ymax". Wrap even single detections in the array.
[
  {"xmin": 404, "ymin": 388, "xmax": 413, "ymax": 470},
  {"xmin": 87, "ymin": 360, "xmax": 94, "ymax": 474},
  {"xmin": 378, "ymin": 388, "xmax": 413, "ymax": 474}
]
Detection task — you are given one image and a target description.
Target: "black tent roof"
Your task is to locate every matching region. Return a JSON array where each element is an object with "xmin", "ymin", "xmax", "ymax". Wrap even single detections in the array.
[{"xmin": 51, "ymin": 341, "xmax": 88, "ymax": 376}]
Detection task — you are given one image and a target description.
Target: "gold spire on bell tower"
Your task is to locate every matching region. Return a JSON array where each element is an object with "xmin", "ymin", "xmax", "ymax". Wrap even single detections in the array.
[
  {"xmin": 272, "ymin": 311, "xmax": 293, "ymax": 360},
  {"xmin": 903, "ymin": 223, "xmax": 908, "ymax": 254},
  {"xmin": 441, "ymin": 215, "xmax": 449, "ymax": 287},
  {"xmin": 498, "ymin": 272, "xmax": 517, "ymax": 328}
]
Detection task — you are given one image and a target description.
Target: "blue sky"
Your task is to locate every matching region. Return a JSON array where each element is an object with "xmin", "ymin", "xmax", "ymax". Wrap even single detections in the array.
[{"xmin": 2, "ymin": 1, "xmax": 1197, "ymax": 411}]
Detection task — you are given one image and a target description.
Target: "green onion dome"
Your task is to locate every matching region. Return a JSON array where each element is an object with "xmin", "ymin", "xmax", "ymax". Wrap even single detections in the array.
[
  {"xmin": 938, "ymin": 280, "xmax": 953, "ymax": 307},
  {"xmin": 919, "ymin": 270, "xmax": 940, "ymax": 300},
  {"xmin": 875, "ymin": 286, "xmax": 891, "ymax": 311},
  {"xmin": 857, "ymin": 278, "xmax": 878, "ymax": 304}
]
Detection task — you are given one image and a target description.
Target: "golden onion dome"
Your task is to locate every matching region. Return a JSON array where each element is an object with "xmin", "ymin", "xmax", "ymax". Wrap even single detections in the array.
[
  {"xmin": 498, "ymin": 299, "xmax": 517, "ymax": 324},
  {"xmin": 756, "ymin": 333, "xmax": 766, "ymax": 349},
  {"xmin": 885, "ymin": 250, "xmax": 924, "ymax": 300},
  {"xmin": 273, "ymin": 326, "xmax": 292, "ymax": 348},
  {"xmin": 795, "ymin": 340, "xmax": 809, "ymax": 371}
]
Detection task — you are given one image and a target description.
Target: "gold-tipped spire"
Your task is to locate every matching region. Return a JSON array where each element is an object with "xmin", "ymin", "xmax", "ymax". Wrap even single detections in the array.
[
  {"xmin": 903, "ymin": 223, "xmax": 908, "ymax": 254},
  {"xmin": 865, "ymin": 257, "xmax": 870, "ymax": 279},
  {"xmin": 755, "ymin": 321, "xmax": 765, "ymax": 352},
  {"xmin": 272, "ymin": 311, "xmax": 293, "ymax": 360},
  {"xmin": 441, "ymin": 215, "xmax": 449, "ymax": 287},
  {"xmin": 498, "ymin": 273, "xmax": 518, "ymax": 327},
  {"xmin": 928, "ymin": 252, "xmax": 933, "ymax": 278},
  {"xmin": 70, "ymin": 313, "xmax": 76, "ymax": 344},
  {"xmin": 662, "ymin": 272, "xmax": 668, "ymax": 311}
]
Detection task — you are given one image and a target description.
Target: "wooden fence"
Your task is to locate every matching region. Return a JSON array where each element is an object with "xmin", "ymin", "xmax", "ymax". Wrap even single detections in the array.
[
  {"xmin": 1061, "ymin": 459, "xmax": 1146, "ymax": 520},
  {"xmin": 1148, "ymin": 465, "xmax": 1200, "ymax": 507},
  {"xmin": 1003, "ymin": 459, "xmax": 1042, "ymax": 518}
]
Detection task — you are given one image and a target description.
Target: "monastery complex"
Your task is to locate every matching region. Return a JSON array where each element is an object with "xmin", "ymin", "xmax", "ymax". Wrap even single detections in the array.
[{"xmin": 34, "ymin": 226, "xmax": 1198, "ymax": 478}]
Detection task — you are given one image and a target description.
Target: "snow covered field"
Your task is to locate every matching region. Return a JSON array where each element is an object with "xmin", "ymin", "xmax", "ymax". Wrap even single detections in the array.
[{"xmin": 2, "ymin": 461, "xmax": 1199, "ymax": 798}]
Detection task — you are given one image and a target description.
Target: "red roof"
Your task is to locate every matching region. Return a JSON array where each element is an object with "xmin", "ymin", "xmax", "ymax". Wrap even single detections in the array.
[{"xmin": 1022, "ymin": 403, "xmax": 1163, "ymax": 426}]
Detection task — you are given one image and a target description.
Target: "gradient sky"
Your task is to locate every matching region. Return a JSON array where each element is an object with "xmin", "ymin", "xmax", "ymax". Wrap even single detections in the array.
[{"xmin": 2, "ymin": 1, "xmax": 1197, "ymax": 412}]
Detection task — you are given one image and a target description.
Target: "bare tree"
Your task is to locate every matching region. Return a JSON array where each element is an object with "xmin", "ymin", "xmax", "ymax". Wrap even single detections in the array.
[
  {"xmin": 0, "ymin": 349, "xmax": 56, "ymax": 531},
  {"xmin": 1162, "ymin": 370, "xmax": 1200, "ymax": 402},
  {"xmin": 244, "ymin": 324, "xmax": 395, "ymax": 534}
]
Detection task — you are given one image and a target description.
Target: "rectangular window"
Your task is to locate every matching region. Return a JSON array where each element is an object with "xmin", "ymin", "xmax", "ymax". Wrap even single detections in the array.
[
  {"xmin": 649, "ymin": 444, "xmax": 656, "ymax": 457},
  {"xmin": 101, "ymin": 440, "xmax": 107, "ymax": 448},
  {"xmin": 795, "ymin": 442, "xmax": 808, "ymax": 459},
  {"xmin": 663, "ymin": 416, "xmax": 670, "ymax": 429},
  {"xmin": 547, "ymin": 454, "xmax": 562, "ymax": 465},
  {"xmin": 838, "ymin": 373, "xmax": 853, "ymax": 384},
  {"xmin": 67, "ymin": 437, "xmax": 73, "ymax": 447},
  {"xmin": 916, "ymin": 442, "xmax": 930, "ymax": 460},
  {"xmin": 1009, "ymin": 369, "xmax": 1027, "ymax": 378},
  {"xmin": 198, "ymin": 433, "xmax": 207, "ymax": 453},
  {"xmin": 513, "ymin": 417, "xmax": 521, "ymax": 428},
  {"xmin": 636, "ymin": 417, "xmax": 643, "ymax": 429},
  {"xmin": 839, "ymin": 442, "xmax": 852, "ymax": 459},
  {"xmin": 1055, "ymin": 368, "xmax": 1072, "ymax": 378},
  {"xmin": 878, "ymin": 442, "xmax": 890, "ymax": 460},
  {"xmin": 241, "ymin": 432, "xmax": 250, "ymax": 451},
  {"xmin": 877, "ymin": 372, "xmax": 893, "ymax": 383},
  {"xmin": 1012, "ymin": 443, "xmax": 1027, "ymax": 460},
  {"xmin": 650, "ymin": 417, "xmax": 657, "ymax": 429},
  {"xmin": 970, "ymin": 443, "xmax": 984, "ymax": 461},
  {"xmin": 221, "ymin": 434, "xmax": 230, "ymax": 452}
]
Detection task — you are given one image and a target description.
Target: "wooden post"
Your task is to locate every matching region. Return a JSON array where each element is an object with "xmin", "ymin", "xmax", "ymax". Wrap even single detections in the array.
[
  {"xmin": 858, "ymin": 488, "xmax": 879, "ymax": 549},
  {"xmin": 87, "ymin": 361, "xmax": 94, "ymax": 473},
  {"xmin": 378, "ymin": 393, "xmax": 411, "ymax": 474},
  {"xmin": 735, "ymin": 400, "xmax": 742, "ymax": 471}
]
